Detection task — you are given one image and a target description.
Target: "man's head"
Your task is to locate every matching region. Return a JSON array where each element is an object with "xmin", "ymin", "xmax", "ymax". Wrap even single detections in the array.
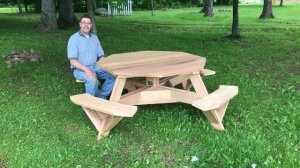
[{"xmin": 79, "ymin": 14, "xmax": 92, "ymax": 35}]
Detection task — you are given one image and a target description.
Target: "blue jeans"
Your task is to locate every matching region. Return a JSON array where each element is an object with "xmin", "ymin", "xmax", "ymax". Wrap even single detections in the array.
[{"xmin": 73, "ymin": 65, "xmax": 116, "ymax": 99}]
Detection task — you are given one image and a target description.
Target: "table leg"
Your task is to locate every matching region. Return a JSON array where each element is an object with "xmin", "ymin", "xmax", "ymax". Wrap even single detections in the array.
[
  {"xmin": 110, "ymin": 76, "xmax": 126, "ymax": 102},
  {"xmin": 146, "ymin": 77, "xmax": 160, "ymax": 87},
  {"xmin": 97, "ymin": 76, "xmax": 127, "ymax": 139},
  {"xmin": 189, "ymin": 74, "xmax": 208, "ymax": 97}
]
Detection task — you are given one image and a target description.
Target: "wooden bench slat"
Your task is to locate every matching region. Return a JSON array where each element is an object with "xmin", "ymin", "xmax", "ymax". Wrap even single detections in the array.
[
  {"xmin": 200, "ymin": 69, "xmax": 216, "ymax": 76},
  {"xmin": 70, "ymin": 93, "xmax": 137, "ymax": 117},
  {"xmin": 192, "ymin": 85, "xmax": 238, "ymax": 111},
  {"xmin": 76, "ymin": 79, "xmax": 85, "ymax": 83}
]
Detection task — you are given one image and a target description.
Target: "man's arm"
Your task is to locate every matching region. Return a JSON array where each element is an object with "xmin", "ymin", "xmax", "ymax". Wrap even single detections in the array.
[{"xmin": 70, "ymin": 59, "xmax": 95, "ymax": 79}]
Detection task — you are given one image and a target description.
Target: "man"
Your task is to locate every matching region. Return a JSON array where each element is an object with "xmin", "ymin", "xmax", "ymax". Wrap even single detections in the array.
[{"xmin": 67, "ymin": 14, "xmax": 115, "ymax": 99}]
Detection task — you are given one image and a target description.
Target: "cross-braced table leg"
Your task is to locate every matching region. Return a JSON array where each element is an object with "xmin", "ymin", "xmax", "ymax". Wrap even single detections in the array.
[{"xmin": 91, "ymin": 76, "xmax": 128, "ymax": 140}]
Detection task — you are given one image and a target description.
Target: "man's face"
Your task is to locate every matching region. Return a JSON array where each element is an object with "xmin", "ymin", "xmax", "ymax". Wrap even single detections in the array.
[{"xmin": 80, "ymin": 18, "xmax": 92, "ymax": 35}]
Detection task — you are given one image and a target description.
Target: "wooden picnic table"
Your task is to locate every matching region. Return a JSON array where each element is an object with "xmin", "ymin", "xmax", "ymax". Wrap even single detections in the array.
[{"xmin": 70, "ymin": 51, "xmax": 238, "ymax": 140}]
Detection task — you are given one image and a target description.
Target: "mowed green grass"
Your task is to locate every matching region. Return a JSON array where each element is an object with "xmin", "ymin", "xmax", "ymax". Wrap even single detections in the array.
[{"xmin": 0, "ymin": 3, "xmax": 299, "ymax": 167}]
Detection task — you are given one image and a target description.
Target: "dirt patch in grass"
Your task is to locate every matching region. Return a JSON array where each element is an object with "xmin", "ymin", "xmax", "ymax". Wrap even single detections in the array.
[
  {"xmin": 140, "ymin": 146, "xmax": 151, "ymax": 155},
  {"xmin": 178, "ymin": 140, "xmax": 193, "ymax": 147},
  {"xmin": 66, "ymin": 123, "xmax": 82, "ymax": 134},
  {"xmin": 0, "ymin": 157, "xmax": 9, "ymax": 168},
  {"xmin": 288, "ymin": 66, "xmax": 300, "ymax": 75},
  {"xmin": 163, "ymin": 155, "xmax": 176, "ymax": 167},
  {"xmin": 57, "ymin": 64, "xmax": 71, "ymax": 73}
]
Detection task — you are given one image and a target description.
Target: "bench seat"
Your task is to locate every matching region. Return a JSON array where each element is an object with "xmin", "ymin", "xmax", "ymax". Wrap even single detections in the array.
[{"xmin": 70, "ymin": 93, "xmax": 137, "ymax": 140}]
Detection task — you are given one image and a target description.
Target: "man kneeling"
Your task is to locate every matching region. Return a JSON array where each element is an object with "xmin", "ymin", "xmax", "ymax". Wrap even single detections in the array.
[{"xmin": 67, "ymin": 14, "xmax": 115, "ymax": 99}]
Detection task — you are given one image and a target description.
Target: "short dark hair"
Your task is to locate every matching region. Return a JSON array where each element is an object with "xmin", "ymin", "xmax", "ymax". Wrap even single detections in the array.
[{"xmin": 80, "ymin": 14, "xmax": 92, "ymax": 22}]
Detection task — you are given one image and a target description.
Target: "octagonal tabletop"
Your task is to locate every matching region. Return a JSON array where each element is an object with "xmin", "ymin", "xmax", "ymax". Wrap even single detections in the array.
[{"xmin": 97, "ymin": 51, "xmax": 206, "ymax": 78}]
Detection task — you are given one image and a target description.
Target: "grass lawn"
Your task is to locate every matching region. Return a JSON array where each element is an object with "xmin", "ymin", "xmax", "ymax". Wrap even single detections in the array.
[{"xmin": 0, "ymin": 3, "xmax": 299, "ymax": 167}]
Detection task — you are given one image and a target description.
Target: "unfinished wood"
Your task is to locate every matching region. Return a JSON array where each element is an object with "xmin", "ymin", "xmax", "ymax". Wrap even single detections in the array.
[
  {"xmin": 89, "ymin": 50, "xmax": 239, "ymax": 133},
  {"xmin": 118, "ymin": 86, "xmax": 202, "ymax": 105},
  {"xmin": 156, "ymin": 86, "xmax": 203, "ymax": 104},
  {"xmin": 70, "ymin": 93, "xmax": 137, "ymax": 117},
  {"xmin": 76, "ymin": 79, "xmax": 85, "ymax": 83},
  {"xmin": 81, "ymin": 107, "xmax": 116, "ymax": 140},
  {"xmin": 124, "ymin": 81, "xmax": 137, "ymax": 92},
  {"xmin": 192, "ymin": 85, "xmax": 238, "ymax": 111},
  {"xmin": 97, "ymin": 116, "xmax": 122, "ymax": 140},
  {"xmin": 146, "ymin": 77, "xmax": 160, "ymax": 86},
  {"xmin": 159, "ymin": 76, "xmax": 175, "ymax": 86},
  {"xmin": 98, "ymin": 51, "xmax": 201, "ymax": 69},
  {"xmin": 99, "ymin": 52, "xmax": 198, "ymax": 70},
  {"xmin": 202, "ymin": 110, "xmax": 224, "ymax": 131},
  {"xmin": 124, "ymin": 79, "xmax": 146, "ymax": 92},
  {"xmin": 217, "ymin": 101, "xmax": 229, "ymax": 121},
  {"xmin": 118, "ymin": 90, "xmax": 142, "ymax": 105},
  {"xmin": 97, "ymin": 51, "xmax": 206, "ymax": 78},
  {"xmin": 70, "ymin": 93, "xmax": 138, "ymax": 140},
  {"xmin": 200, "ymin": 69, "xmax": 216, "ymax": 76},
  {"xmin": 110, "ymin": 58, "xmax": 205, "ymax": 78},
  {"xmin": 161, "ymin": 69, "xmax": 214, "ymax": 90},
  {"xmin": 191, "ymin": 85, "xmax": 238, "ymax": 131},
  {"xmin": 118, "ymin": 86, "xmax": 150, "ymax": 105},
  {"xmin": 189, "ymin": 74, "xmax": 209, "ymax": 97},
  {"xmin": 82, "ymin": 107, "xmax": 103, "ymax": 131},
  {"xmin": 100, "ymin": 51, "xmax": 184, "ymax": 64},
  {"xmin": 168, "ymin": 75, "xmax": 189, "ymax": 87},
  {"xmin": 109, "ymin": 76, "xmax": 126, "ymax": 102},
  {"xmin": 140, "ymin": 89, "xmax": 172, "ymax": 102},
  {"xmin": 118, "ymin": 86, "xmax": 178, "ymax": 105}
]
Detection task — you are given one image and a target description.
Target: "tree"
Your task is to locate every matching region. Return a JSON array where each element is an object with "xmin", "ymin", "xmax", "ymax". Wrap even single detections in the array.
[
  {"xmin": 57, "ymin": 0, "xmax": 78, "ymax": 28},
  {"xmin": 230, "ymin": 0, "xmax": 240, "ymax": 38},
  {"xmin": 203, "ymin": 0, "xmax": 214, "ymax": 17},
  {"xmin": 40, "ymin": 0, "xmax": 57, "ymax": 32},
  {"xmin": 260, "ymin": 0, "xmax": 275, "ymax": 19},
  {"xmin": 17, "ymin": 0, "xmax": 23, "ymax": 15},
  {"xmin": 280, "ymin": 0, "xmax": 283, "ymax": 6},
  {"xmin": 24, "ymin": 0, "xmax": 29, "ymax": 13},
  {"xmin": 87, "ymin": 0, "xmax": 97, "ymax": 34}
]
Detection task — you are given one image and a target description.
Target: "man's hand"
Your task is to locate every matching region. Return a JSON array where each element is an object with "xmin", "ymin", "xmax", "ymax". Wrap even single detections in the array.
[
  {"xmin": 70, "ymin": 59, "xmax": 96, "ymax": 79},
  {"xmin": 84, "ymin": 68, "xmax": 96, "ymax": 79}
]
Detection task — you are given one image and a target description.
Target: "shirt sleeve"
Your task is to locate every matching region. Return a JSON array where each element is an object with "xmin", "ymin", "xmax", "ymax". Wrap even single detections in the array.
[{"xmin": 67, "ymin": 36, "xmax": 78, "ymax": 60}]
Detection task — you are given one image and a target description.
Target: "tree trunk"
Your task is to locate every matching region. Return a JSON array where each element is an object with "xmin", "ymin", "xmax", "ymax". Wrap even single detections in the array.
[
  {"xmin": 230, "ymin": 0, "xmax": 240, "ymax": 38},
  {"xmin": 151, "ymin": 0, "xmax": 154, "ymax": 16},
  {"xmin": 87, "ymin": 0, "xmax": 97, "ymax": 34},
  {"xmin": 24, "ymin": 0, "xmax": 29, "ymax": 13},
  {"xmin": 260, "ymin": 0, "xmax": 275, "ymax": 19},
  {"xmin": 57, "ymin": 0, "xmax": 78, "ymax": 28},
  {"xmin": 280, "ymin": 0, "xmax": 283, "ymax": 6},
  {"xmin": 203, "ymin": 0, "xmax": 214, "ymax": 17},
  {"xmin": 17, "ymin": 0, "xmax": 23, "ymax": 15},
  {"xmin": 40, "ymin": 0, "xmax": 57, "ymax": 32}
]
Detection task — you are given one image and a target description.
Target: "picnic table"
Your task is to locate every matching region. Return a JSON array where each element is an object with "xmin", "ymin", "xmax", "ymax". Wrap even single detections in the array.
[{"xmin": 70, "ymin": 51, "xmax": 238, "ymax": 140}]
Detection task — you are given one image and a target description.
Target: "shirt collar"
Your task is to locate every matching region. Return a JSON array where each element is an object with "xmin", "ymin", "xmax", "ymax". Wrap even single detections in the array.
[{"xmin": 78, "ymin": 31, "xmax": 92, "ymax": 38}]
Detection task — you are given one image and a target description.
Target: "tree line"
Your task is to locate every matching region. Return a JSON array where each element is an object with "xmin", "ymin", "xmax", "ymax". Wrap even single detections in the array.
[
  {"xmin": 2, "ymin": 0, "xmax": 237, "ymax": 12},
  {"xmin": 2, "ymin": 0, "xmax": 279, "ymax": 39}
]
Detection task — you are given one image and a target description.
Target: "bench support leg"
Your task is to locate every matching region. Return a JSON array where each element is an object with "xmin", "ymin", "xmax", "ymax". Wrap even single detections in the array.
[
  {"xmin": 82, "ymin": 107, "xmax": 123, "ymax": 140},
  {"xmin": 201, "ymin": 101, "xmax": 230, "ymax": 131}
]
